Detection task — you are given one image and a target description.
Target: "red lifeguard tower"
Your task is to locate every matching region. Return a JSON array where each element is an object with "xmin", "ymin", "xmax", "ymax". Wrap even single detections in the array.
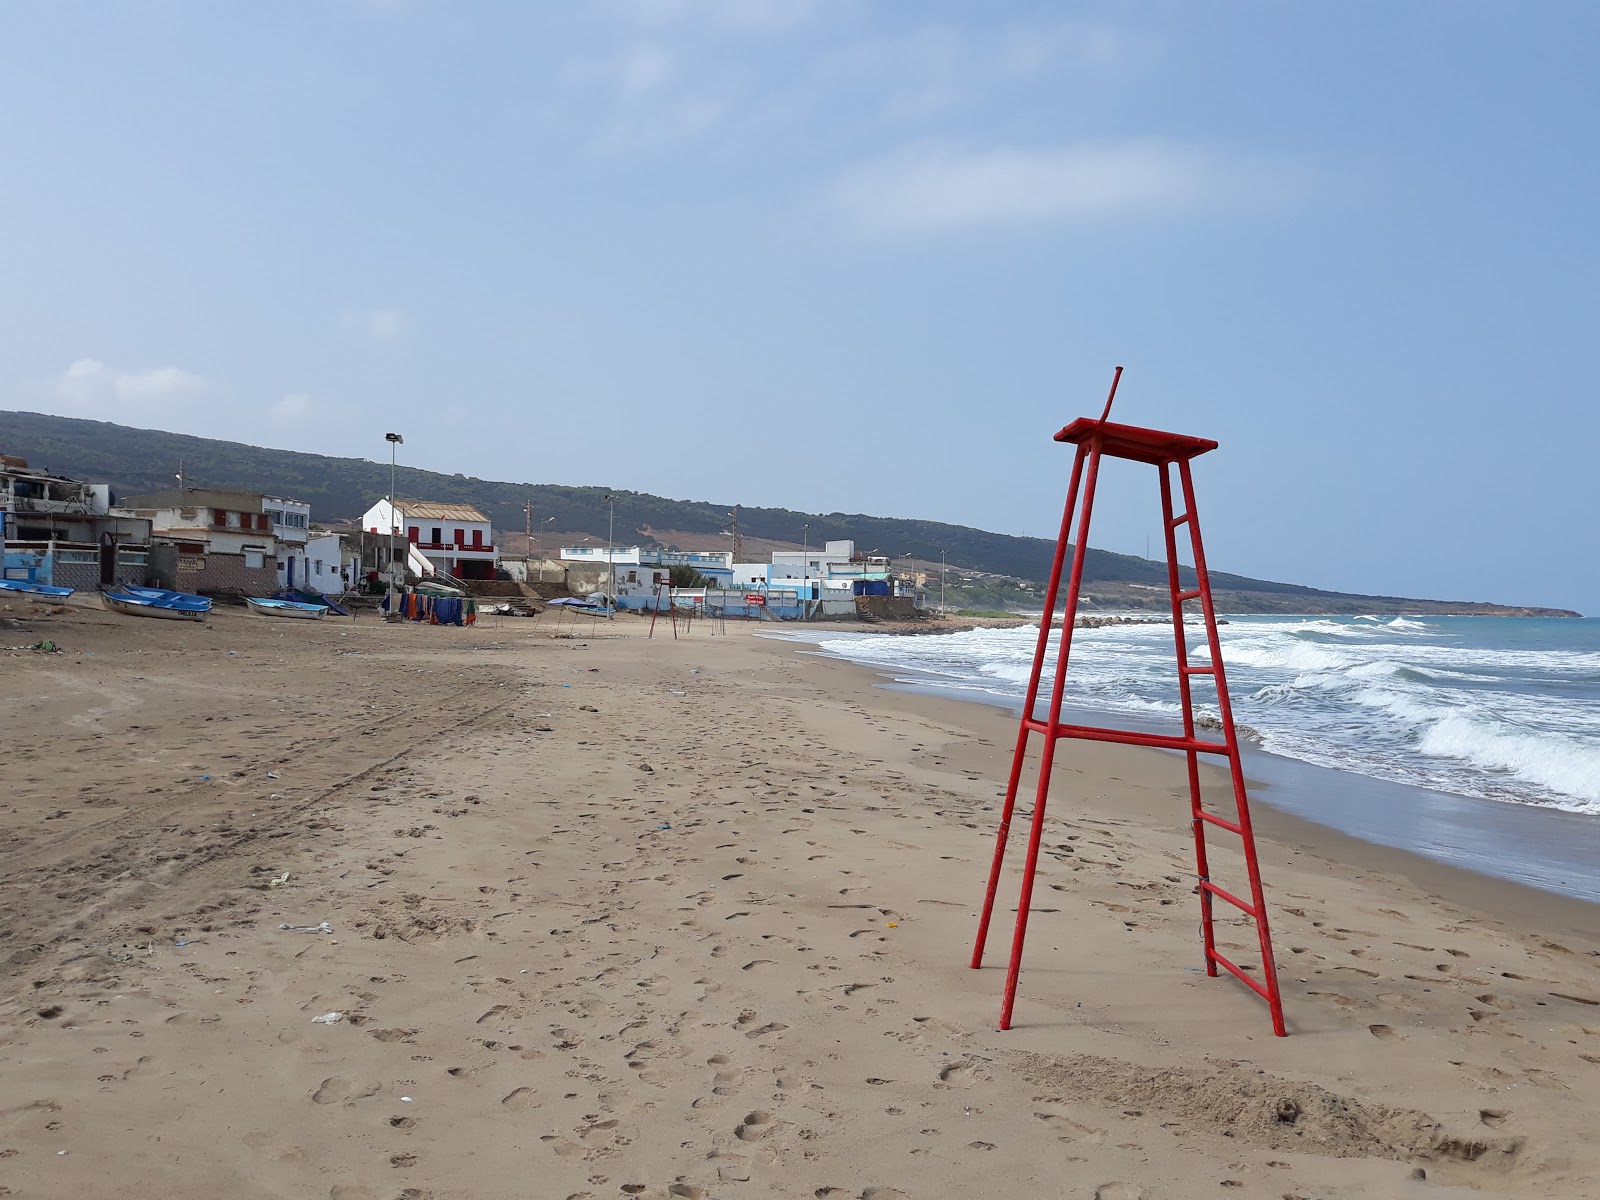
[{"xmin": 970, "ymin": 368, "xmax": 1287, "ymax": 1037}]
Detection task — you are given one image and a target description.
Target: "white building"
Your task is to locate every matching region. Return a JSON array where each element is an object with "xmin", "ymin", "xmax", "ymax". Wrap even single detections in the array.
[
  {"xmin": 263, "ymin": 496, "xmax": 312, "ymax": 590},
  {"xmin": 361, "ymin": 499, "xmax": 499, "ymax": 581},
  {"xmin": 559, "ymin": 545, "xmax": 643, "ymax": 566},
  {"xmin": 770, "ymin": 539, "xmax": 865, "ymax": 582},
  {"xmin": 301, "ymin": 533, "xmax": 361, "ymax": 596}
]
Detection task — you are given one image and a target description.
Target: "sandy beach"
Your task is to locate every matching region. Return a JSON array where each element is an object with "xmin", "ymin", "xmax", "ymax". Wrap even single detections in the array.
[{"xmin": 2, "ymin": 601, "xmax": 1598, "ymax": 1200}]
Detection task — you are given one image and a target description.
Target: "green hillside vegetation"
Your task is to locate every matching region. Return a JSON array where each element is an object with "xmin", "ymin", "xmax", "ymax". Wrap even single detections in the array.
[{"xmin": 0, "ymin": 410, "xmax": 1578, "ymax": 616}]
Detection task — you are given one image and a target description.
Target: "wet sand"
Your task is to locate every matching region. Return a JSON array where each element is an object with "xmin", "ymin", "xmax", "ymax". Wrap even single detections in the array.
[{"xmin": 1, "ymin": 602, "xmax": 1598, "ymax": 1199}]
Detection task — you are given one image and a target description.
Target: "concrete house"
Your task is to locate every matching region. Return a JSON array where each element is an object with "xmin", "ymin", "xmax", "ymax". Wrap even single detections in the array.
[
  {"xmin": 263, "ymin": 495, "xmax": 312, "ymax": 590},
  {"xmin": 0, "ymin": 454, "xmax": 152, "ymax": 590},
  {"xmin": 122, "ymin": 487, "xmax": 280, "ymax": 595}
]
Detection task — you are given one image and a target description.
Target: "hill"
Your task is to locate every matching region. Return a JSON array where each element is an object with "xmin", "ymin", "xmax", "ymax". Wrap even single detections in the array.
[{"xmin": 0, "ymin": 409, "xmax": 1578, "ymax": 616}]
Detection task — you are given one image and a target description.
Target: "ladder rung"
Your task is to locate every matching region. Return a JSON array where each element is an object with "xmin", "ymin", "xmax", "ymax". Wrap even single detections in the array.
[
  {"xmin": 1166, "ymin": 513, "xmax": 1191, "ymax": 529},
  {"xmin": 1019, "ymin": 720, "xmax": 1231, "ymax": 755},
  {"xmin": 1175, "ymin": 587, "xmax": 1202, "ymax": 603},
  {"xmin": 1209, "ymin": 951, "xmax": 1271, "ymax": 1001},
  {"xmin": 1200, "ymin": 879, "xmax": 1258, "ymax": 917},
  {"xmin": 1181, "ymin": 665, "xmax": 1216, "ymax": 676},
  {"xmin": 1054, "ymin": 724, "xmax": 1230, "ymax": 755},
  {"xmin": 1197, "ymin": 810, "xmax": 1243, "ymax": 835}
]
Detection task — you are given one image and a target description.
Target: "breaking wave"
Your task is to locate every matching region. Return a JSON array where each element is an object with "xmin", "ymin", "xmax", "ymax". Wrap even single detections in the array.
[{"xmin": 812, "ymin": 615, "xmax": 1600, "ymax": 815}]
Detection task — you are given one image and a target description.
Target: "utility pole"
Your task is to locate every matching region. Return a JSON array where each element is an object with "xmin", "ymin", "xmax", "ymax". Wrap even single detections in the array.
[{"xmin": 941, "ymin": 548, "xmax": 947, "ymax": 618}]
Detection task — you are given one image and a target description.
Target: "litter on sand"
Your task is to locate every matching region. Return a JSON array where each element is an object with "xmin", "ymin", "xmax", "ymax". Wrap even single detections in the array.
[
  {"xmin": 310, "ymin": 1011, "xmax": 343, "ymax": 1025},
  {"xmin": 268, "ymin": 872, "xmax": 291, "ymax": 888},
  {"xmin": 279, "ymin": 921, "xmax": 333, "ymax": 934}
]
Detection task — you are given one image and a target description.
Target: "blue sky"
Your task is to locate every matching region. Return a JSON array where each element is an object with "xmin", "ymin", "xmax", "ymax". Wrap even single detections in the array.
[{"xmin": 2, "ymin": 1, "xmax": 1595, "ymax": 611}]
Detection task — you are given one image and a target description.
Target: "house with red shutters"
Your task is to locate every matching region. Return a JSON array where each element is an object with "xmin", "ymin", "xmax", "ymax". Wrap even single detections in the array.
[
  {"xmin": 360, "ymin": 498, "xmax": 499, "ymax": 581},
  {"xmin": 122, "ymin": 487, "xmax": 281, "ymax": 595}
]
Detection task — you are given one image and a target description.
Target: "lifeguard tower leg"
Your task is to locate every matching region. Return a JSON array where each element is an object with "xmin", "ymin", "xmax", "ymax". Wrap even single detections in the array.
[
  {"xmin": 998, "ymin": 442, "xmax": 1106, "ymax": 1030},
  {"xmin": 972, "ymin": 445, "xmax": 1087, "ymax": 969}
]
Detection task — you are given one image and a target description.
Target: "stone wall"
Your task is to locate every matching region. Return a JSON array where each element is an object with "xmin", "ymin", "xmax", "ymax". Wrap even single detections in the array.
[
  {"xmin": 855, "ymin": 595, "xmax": 919, "ymax": 621},
  {"xmin": 177, "ymin": 552, "xmax": 280, "ymax": 596}
]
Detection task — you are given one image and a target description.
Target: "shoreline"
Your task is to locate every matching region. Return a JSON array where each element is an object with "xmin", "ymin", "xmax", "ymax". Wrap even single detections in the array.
[
  {"xmin": 771, "ymin": 623, "xmax": 1600, "ymax": 906},
  {"xmin": 1, "ymin": 607, "xmax": 1597, "ymax": 1197},
  {"xmin": 756, "ymin": 634, "xmax": 1600, "ymax": 934}
]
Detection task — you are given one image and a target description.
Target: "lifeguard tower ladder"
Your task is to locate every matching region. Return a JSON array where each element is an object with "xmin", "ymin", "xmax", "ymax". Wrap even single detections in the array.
[{"xmin": 970, "ymin": 368, "xmax": 1287, "ymax": 1037}]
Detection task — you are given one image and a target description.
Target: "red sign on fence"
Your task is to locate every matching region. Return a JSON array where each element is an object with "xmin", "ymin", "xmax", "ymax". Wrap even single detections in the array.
[{"xmin": 744, "ymin": 593, "xmax": 766, "ymax": 606}]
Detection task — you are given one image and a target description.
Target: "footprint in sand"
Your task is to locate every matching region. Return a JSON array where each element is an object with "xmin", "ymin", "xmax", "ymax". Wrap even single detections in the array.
[
  {"xmin": 1034, "ymin": 1111, "xmax": 1100, "ymax": 1142},
  {"xmin": 734, "ymin": 1112, "xmax": 777, "ymax": 1141},
  {"xmin": 539, "ymin": 1135, "xmax": 585, "ymax": 1157},
  {"xmin": 734, "ymin": 1010, "xmax": 788, "ymax": 1039},
  {"xmin": 312, "ymin": 1077, "xmax": 380, "ymax": 1106},
  {"xmin": 1094, "ymin": 1186, "xmax": 1143, "ymax": 1200},
  {"xmin": 937, "ymin": 1058, "xmax": 983, "ymax": 1086},
  {"xmin": 501, "ymin": 1088, "xmax": 539, "ymax": 1110}
]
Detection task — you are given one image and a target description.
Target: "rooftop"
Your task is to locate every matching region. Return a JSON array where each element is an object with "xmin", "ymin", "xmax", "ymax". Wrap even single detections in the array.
[{"xmin": 395, "ymin": 501, "xmax": 491, "ymax": 523}]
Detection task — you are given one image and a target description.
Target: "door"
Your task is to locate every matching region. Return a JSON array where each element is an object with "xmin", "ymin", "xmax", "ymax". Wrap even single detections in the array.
[
  {"xmin": 287, "ymin": 556, "xmax": 295, "ymax": 588},
  {"xmin": 98, "ymin": 533, "xmax": 116, "ymax": 587}
]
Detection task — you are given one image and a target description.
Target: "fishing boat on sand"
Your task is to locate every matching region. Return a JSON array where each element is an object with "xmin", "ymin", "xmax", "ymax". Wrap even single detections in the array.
[
  {"xmin": 102, "ymin": 585, "xmax": 211, "ymax": 621},
  {"xmin": 0, "ymin": 579, "xmax": 75, "ymax": 599},
  {"xmin": 246, "ymin": 596, "xmax": 328, "ymax": 620}
]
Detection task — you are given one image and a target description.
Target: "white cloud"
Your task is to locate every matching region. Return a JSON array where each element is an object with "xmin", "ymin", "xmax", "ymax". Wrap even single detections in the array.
[
  {"xmin": 565, "ymin": 44, "xmax": 675, "ymax": 97},
  {"xmin": 828, "ymin": 140, "xmax": 1311, "ymax": 234},
  {"xmin": 44, "ymin": 357, "xmax": 210, "ymax": 418},
  {"xmin": 594, "ymin": 0, "xmax": 814, "ymax": 32},
  {"xmin": 339, "ymin": 307, "xmax": 409, "ymax": 343},
  {"xmin": 271, "ymin": 392, "xmax": 315, "ymax": 423}
]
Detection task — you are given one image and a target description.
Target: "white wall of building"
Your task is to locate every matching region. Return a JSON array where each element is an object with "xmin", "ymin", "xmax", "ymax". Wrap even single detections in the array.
[
  {"xmin": 302, "ymin": 534, "xmax": 359, "ymax": 595},
  {"xmin": 359, "ymin": 500, "xmax": 497, "ymax": 575},
  {"xmin": 559, "ymin": 545, "xmax": 641, "ymax": 565}
]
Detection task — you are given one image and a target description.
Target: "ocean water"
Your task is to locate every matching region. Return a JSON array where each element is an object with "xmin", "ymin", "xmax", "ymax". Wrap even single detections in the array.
[{"xmin": 808, "ymin": 616, "xmax": 1600, "ymax": 818}]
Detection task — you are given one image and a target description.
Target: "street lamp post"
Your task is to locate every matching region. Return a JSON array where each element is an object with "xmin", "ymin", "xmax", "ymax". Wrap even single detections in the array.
[
  {"xmin": 802, "ymin": 522, "xmax": 809, "ymax": 620},
  {"xmin": 384, "ymin": 432, "xmax": 404, "ymax": 597},
  {"xmin": 604, "ymin": 493, "xmax": 615, "ymax": 608}
]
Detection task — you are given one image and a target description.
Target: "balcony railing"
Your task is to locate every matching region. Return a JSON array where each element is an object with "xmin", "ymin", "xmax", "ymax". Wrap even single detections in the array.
[{"xmin": 411, "ymin": 541, "xmax": 496, "ymax": 554}]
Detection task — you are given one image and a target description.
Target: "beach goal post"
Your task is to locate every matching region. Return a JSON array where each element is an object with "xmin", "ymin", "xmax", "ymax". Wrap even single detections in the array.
[{"xmin": 970, "ymin": 367, "xmax": 1288, "ymax": 1037}]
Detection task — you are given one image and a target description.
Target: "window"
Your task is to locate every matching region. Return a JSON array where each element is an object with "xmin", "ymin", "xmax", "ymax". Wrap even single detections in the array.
[
  {"xmin": 430, "ymin": 527, "xmax": 442, "ymax": 544},
  {"xmin": 627, "ymin": 570, "xmax": 638, "ymax": 583},
  {"xmin": 244, "ymin": 551, "xmax": 264, "ymax": 569},
  {"xmin": 266, "ymin": 510, "xmax": 283, "ymax": 524},
  {"xmin": 57, "ymin": 550, "xmax": 98, "ymax": 564},
  {"xmin": 118, "ymin": 550, "xmax": 148, "ymax": 565},
  {"xmin": 225, "ymin": 511, "xmax": 241, "ymax": 529},
  {"xmin": 314, "ymin": 560, "xmax": 322, "ymax": 576}
]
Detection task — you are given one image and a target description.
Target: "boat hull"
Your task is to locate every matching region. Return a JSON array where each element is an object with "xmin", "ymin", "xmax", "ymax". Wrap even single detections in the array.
[
  {"xmin": 246, "ymin": 598, "xmax": 327, "ymax": 620},
  {"xmin": 103, "ymin": 594, "xmax": 206, "ymax": 621},
  {"xmin": 0, "ymin": 579, "xmax": 75, "ymax": 598}
]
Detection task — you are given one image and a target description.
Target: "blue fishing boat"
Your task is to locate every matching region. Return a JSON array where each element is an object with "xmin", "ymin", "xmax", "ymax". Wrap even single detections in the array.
[
  {"xmin": 102, "ymin": 585, "xmax": 212, "ymax": 621},
  {"xmin": 0, "ymin": 578, "xmax": 75, "ymax": 599},
  {"xmin": 246, "ymin": 596, "xmax": 328, "ymax": 620}
]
